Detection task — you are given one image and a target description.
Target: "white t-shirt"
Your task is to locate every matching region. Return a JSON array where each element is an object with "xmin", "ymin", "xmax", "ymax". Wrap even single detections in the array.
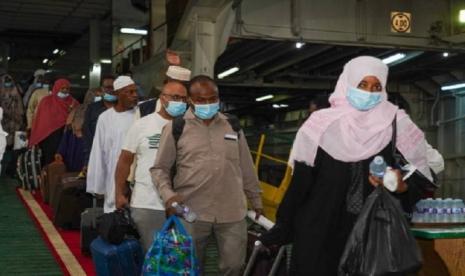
[{"xmin": 122, "ymin": 112, "xmax": 169, "ymax": 210}]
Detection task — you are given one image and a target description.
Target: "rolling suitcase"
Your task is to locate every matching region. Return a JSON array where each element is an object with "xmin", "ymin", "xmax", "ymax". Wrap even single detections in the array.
[
  {"xmin": 53, "ymin": 174, "xmax": 92, "ymax": 229},
  {"xmin": 91, "ymin": 237, "xmax": 143, "ymax": 276},
  {"xmin": 50, "ymin": 172, "xmax": 79, "ymax": 213},
  {"xmin": 20, "ymin": 147, "xmax": 42, "ymax": 190},
  {"xmin": 80, "ymin": 197, "xmax": 103, "ymax": 255},
  {"xmin": 40, "ymin": 162, "xmax": 66, "ymax": 204},
  {"xmin": 243, "ymin": 211, "xmax": 289, "ymax": 276}
]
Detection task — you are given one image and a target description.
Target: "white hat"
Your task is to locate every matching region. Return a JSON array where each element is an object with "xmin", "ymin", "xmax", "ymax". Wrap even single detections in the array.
[
  {"xmin": 34, "ymin": 69, "xmax": 46, "ymax": 77},
  {"xmin": 166, "ymin": 66, "xmax": 191, "ymax": 81},
  {"xmin": 114, "ymin": 76, "xmax": 135, "ymax": 91}
]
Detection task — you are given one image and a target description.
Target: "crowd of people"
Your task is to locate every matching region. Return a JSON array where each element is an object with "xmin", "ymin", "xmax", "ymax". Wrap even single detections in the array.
[{"xmin": 0, "ymin": 55, "xmax": 445, "ymax": 275}]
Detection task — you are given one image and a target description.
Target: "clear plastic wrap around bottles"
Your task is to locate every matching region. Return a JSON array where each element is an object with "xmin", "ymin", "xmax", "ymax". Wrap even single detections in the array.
[{"xmin": 412, "ymin": 198, "xmax": 465, "ymax": 224}]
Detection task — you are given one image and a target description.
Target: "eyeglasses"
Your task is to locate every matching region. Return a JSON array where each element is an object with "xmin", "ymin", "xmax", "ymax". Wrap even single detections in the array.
[{"xmin": 161, "ymin": 93, "xmax": 187, "ymax": 102}]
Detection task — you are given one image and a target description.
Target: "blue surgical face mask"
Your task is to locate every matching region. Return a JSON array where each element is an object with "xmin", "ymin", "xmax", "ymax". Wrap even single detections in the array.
[
  {"xmin": 346, "ymin": 87, "xmax": 382, "ymax": 111},
  {"xmin": 34, "ymin": 82, "xmax": 43, "ymax": 89},
  {"xmin": 103, "ymin": 92, "xmax": 117, "ymax": 102},
  {"xmin": 94, "ymin": 96, "xmax": 102, "ymax": 102},
  {"xmin": 57, "ymin": 91, "xmax": 69, "ymax": 99},
  {"xmin": 43, "ymin": 84, "xmax": 50, "ymax": 90},
  {"xmin": 3, "ymin": 82, "xmax": 13, "ymax": 88},
  {"xmin": 194, "ymin": 102, "xmax": 220, "ymax": 120},
  {"xmin": 165, "ymin": 101, "xmax": 186, "ymax": 117}
]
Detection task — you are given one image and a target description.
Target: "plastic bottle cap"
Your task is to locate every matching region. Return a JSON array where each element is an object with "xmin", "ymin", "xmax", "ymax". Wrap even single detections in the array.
[{"xmin": 374, "ymin": 156, "xmax": 384, "ymax": 164}]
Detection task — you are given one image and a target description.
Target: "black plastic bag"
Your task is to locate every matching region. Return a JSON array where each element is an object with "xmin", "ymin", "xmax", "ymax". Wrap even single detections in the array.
[
  {"xmin": 97, "ymin": 208, "xmax": 140, "ymax": 245},
  {"xmin": 339, "ymin": 186, "xmax": 422, "ymax": 276}
]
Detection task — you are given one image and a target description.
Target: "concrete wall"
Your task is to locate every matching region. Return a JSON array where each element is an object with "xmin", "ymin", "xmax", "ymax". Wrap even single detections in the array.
[{"xmin": 234, "ymin": 0, "xmax": 459, "ymax": 50}]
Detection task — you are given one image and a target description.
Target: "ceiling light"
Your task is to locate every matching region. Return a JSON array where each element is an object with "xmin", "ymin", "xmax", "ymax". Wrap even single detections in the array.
[
  {"xmin": 382, "ymin": 53, "xmax": 406, "ymax": 64},
  {"xmin": 7, "ymin": 56, "xmax": 10, "ymax": 61},
  {"xmin": 256, "ymin": 94, "xmax": 274, "ymax": 102},
  {"xmin": 59, "ymin": 50, "xmax": 66, "ymax": 56},
  {"xmin": 441, "ymin": 82, "xmax": 465, "ymax": 91},
  {"xmin": 81, "ymin": 75, "xmax": 86, "ymax": 79},
  {"xmin": 217, "ymin": 66, "xmax": 239, "ymax": 79},
  {"xmin": 295, "ymin": 42, "xmax": 305, "ymax": 49},
  {"xmin": 42, "ymin": 58, "xmax": 48, "ymax": 64},
  {"xmin": 443, "ymin": 52, "xmax": 449, "ymax": 57},
  {"xmin": 120, "ymin": 27, "xmax": 148, "ymax": 35},
  {"xmin": 272, "ymin": 103, "xmax": 289, "ymax": 109},
  {"xmin": 100, "ymin": 59, "xmax": 112, "ymax": 64},
  {"xmin": 460, "ymin": 10, "xmax": 465, "ymax": 23},
  {"xmin": 53, "ymin": 48, "xmax": 59, "ymax": 54}
]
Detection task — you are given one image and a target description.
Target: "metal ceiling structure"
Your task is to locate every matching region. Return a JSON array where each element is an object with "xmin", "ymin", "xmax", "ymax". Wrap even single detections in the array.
[
  {"xmin": 0, "ymin": 0, "xmax": 112, "ymax": 85},
  {"xmin": 215, "ymin": 38, "xmax": 465, "ymax": 114}
]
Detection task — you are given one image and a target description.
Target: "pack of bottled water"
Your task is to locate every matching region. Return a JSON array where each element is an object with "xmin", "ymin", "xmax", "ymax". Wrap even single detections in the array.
[{"xmin": 412, "ymin": 198, "xmax": 465, "ymax": 224}]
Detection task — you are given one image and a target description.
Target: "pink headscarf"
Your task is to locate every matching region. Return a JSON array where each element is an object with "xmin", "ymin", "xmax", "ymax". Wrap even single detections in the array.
[{"xmin": 290, "ymin": 56, "xmax": 433, "ymax": 182}]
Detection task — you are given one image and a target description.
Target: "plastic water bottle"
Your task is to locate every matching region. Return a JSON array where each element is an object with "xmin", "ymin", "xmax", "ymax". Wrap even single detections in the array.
[
  {"xmin": 413, "ymin": 200, "xmax": 425, "ymax": 223},
  {"xmin": 432, "ymin": 199, "xmax": 442, "ymax": 223},
  {"xmin": 451, "ymin": 199, "xmax": 463, "ymax": 223},
  {"xmin": 442, "ymin": 198, "xmax": 453, "ymax": 223},
  {"xmin": 171, "ymin": 202, "xmax": 197, "ymax": 223},
  {"xmin": 369, "ymin": 156, "xmax": 387, "ymax": 178},
  {"xmin": 424, "ymin": 198, "xmax": 434, "ymax": 223}
]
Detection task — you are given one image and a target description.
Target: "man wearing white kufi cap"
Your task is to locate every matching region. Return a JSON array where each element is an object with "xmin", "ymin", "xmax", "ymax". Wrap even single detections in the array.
[
  {"xmin": 87, "ymin": 75, "xmax": 139, "ymax": 213},
  {"xmin": 138, "ymin": 65, "xmax": 191, "ymax": 117}
]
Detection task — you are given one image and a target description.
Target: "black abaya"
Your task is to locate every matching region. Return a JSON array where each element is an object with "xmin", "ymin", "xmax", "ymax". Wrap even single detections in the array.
[
  {"xmin": 39, "ymin": 126, "xmax": 64, "ymax": 166},
  {"xmin": 260, "ymin": 143, "xmax": 433, "ymax": 275}
]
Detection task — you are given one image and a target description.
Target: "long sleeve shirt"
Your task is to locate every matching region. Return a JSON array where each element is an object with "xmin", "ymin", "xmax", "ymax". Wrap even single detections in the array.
[
  {"xmin": 26, "ymin": 88, "xmax": 48, "ymax": 129},
  {"xmin": 150, "ymin": 109, "xmax": 262, "ymax": 223}
]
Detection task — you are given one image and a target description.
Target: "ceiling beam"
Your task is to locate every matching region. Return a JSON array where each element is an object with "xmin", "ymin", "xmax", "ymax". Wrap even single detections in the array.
[{"xmin": 257, "ymin": 45, "xmax": 333, "ymax": 77}]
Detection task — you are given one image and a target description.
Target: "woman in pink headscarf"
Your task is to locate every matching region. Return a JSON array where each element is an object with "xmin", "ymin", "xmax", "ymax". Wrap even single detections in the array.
[
  {"xmin": 259, "ymin": 56, "xmax": 438, "ymax": 275},
  {"xmin": 29, "ymin": 78, "xmax": 79, "ymax": 165}
]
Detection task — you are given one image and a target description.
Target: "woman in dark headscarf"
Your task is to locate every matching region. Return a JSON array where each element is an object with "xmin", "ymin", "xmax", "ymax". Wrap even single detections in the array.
[
  {"xmin": 55, "ymin": 88, "xmax": 98, "ymax": 171},
  {"xmin": 0, "ymin": 74, "xmax": 25, "ymax": 147},
  {"xmin": 29, "ymin": 78, "xmax": 79, "ymax": 166}
]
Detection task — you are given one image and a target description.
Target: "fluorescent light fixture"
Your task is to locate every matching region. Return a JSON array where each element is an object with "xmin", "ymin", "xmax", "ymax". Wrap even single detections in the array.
[
  {"xmin": 46, "ymin": 70, "xmax": 52, "ymax": 73},
  {"xmin": 120, "ymin": 27, "xmax": 148, "ymax": 35},
  {"xmin": 7, "ymin": 56, "xmax": 10, "ymax": 60},
  {"xmin": 382, "ymin": 53, "xmax": 406, "ymax": 64},
  {"xmin": 295, "ymin": 42, "xmax": 305, "ymax": 49},
  {"xmin": 100, "ymin": 59, "xmax": 112, "ymax": 64},
  {"xmin": 273, "ymin": 103, "xmax": 289, "ymax": 109},
  {"xmin": 53, "ymin": 48, "xmax": 59, "ymax": 54},
  {"xmin": 42, "ymin": 58, "xmax": 48, "ymax": 64},
  {"xmin": 256, "ymin": 94, "xmax": 274, "ymax": 102},
  {"xmin": 443, "ymin": 52, "xmax": 449, "ymax": 57},
  {"xmin": 460, "ymin": 10, "xmax": 465, "ymax": 23},
  {"xmin": 59, "ymin": 50, "xmax": 66, "ymax": 56},
  {"xmin": 81, "ymin": 75, "xmax": 86, "ymax": 79},
  {"xmin": 441, "ymin": 83, "xmax": 465, "ymax": 91},
  {"xmin": 217, "ymin": 66, "xmax": 239, "ymax": 79}
]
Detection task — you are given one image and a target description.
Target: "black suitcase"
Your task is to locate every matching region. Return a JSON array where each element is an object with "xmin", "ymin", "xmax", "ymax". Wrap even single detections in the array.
[
  {"xmin": 50, "ymin": 172, "xmax": 79, "ymax": 213},
  {"xmin": 53, "ymin": 175, "xmax": 92, "ymax": 229},
  {"xmin": 18, "ymin": 148, "xmax": 42, "ymax": 190},
  {"xmin": 80, "ymin": 197, "xmax": 103, "ymax": 255}
]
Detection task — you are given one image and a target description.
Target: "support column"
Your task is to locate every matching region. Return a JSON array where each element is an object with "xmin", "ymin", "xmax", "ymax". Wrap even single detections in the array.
[
  {"xmin": 89, "ymin": 19, "xmax": 101, "ymax": 88},
  {"xmin": 150, "ymin": 0, "xmax": 167, "ymax": 56},
  {"xmin": 192, "ymin": 17, "xmax": 216, "ymax": 77},
  {"xmin": 190, "ymin": 3, "xmax": 236, "ymax": 77}
]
